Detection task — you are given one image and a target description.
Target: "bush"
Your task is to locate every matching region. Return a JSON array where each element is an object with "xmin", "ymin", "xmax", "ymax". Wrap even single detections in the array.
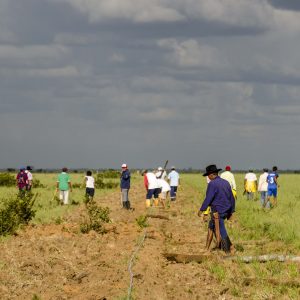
[
  {"xmin": 32, "ymin": 178, "xmax": 46, "ymax": 188},
  {"xmin": 95, "ymin": 176, "xmax": 118, "ymax": 189},
  {"xmin": 97, "ymin": 170, "xmax": 120, "ymax": 179},
  {"xmin": 80, "ymin": 200, "xmax": 110, "ymax": 234},
  {"xmin": 0, "ymin": 173, "xmax": 15, "ymax": 186},
  {"xmin": 0, "ymin": 191, "xmax": 38, "ymax": 236}
]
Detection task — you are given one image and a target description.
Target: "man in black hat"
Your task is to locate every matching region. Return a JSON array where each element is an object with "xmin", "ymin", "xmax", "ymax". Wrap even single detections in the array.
[{"xmin": 198, "ymin": 164, "xmax": 235, "ymax": 254}]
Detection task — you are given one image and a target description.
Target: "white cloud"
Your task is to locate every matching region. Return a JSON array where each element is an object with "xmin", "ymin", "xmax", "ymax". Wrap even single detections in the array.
[
  {"xmin": 56, "ymin": 0, "xmax": 184, "ymax": 23},
  {"xmin": 157, "ymin": 38, "xmax": 226, "ymax": 68}
]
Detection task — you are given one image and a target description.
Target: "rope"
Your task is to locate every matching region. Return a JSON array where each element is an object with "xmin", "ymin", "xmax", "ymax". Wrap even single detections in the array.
[{"xmin": 127, "ymin": 229, "xmax": 147, "ymax": 300}]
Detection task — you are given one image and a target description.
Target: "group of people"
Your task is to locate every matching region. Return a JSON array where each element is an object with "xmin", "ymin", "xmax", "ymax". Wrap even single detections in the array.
[
  {"xmin": 120, "ymin": 164, "xmax": 180, "ymax": 209},
  {"xmin": 244, "ymin": 166, "xmax": 279, "ymax": 208},
  {"xmin": 15, "ymin": 163, "xmax": 280, "ymax": 256},
  {"xmin": 198, "ymin": 164, "xmax": 280, "ymax": 254},
  {"xmin": 16, "ymin": 166, "xmax": 33, "ymax": 192}
]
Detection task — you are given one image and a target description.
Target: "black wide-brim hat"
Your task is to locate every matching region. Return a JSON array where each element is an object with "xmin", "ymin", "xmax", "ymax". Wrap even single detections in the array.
[{"xmin": 203, "ymin": 164, "xmax": 222, "ymax": 177}]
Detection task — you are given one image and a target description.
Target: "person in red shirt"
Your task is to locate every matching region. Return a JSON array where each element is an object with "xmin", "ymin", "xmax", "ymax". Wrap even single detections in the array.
[{"xmin": 16, "ymin": 167, "xmax": 28, "ymax": 193}]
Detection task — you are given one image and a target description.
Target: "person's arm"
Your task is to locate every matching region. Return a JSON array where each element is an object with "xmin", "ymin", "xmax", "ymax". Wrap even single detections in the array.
[
  {"xmin": 144, "ymin": 174, "xmax": 148, "ymax": 190},
  {"xmin": 56, "ymin": 181, "xmax": 59, "ymax": 192},
  {"xmin": 232, "ymin": 174, "xmax": 236, "ymax": 191},
  {"xmin": 69, "ymin": 181, "xmax": 72, "ymax": 192},
  {"xmin": 199, "ymin": 184, "xmax": 214, "ymax": 214}
]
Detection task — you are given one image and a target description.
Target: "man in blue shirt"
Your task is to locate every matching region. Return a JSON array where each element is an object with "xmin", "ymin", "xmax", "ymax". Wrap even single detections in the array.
[
  {"xmin": 198, "ymin": 164, "xmax": 235, "ymax": 254},
  {"xmin": 120, "ymin": 163, "xmax": 131, "ymax": 209},
  {"xmin": 167, "ymin": 166, "xmax": 180, "ymax": 201},
  {"xmin": 267, "ymin": 166, "xmax": 279, "ymax": 207}
]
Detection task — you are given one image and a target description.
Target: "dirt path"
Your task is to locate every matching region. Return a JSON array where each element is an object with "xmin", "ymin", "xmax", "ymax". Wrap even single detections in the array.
[{"xmin": 0, "ymin": 180, "xmax": 240, "ymax": 300}]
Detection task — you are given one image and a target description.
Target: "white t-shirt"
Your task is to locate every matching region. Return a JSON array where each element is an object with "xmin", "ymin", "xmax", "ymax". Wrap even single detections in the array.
[
  {"xmin": 168, "ymin": 171, "xmax": 180, "ymax": 186},
  {"xmin": 258, "ymin": 172, "xmax": 268, "ymax": 192},
  {"xmin": 157, "ymin": 179, "xmax": 170, "ymax": 192},
  {"xmin": 85, "ymin": 176, "xmax": 95, "ymax": 188},
  {"xmin": 146, "ymin": 172, "xmax": 159, "ymax": 189},
  {"xmin": 245, "ymin": 172, "xmax": 257, "ymax": 182},
  {"xmin": 25, "ymin": 170, "xmax": 33, "ymax": 181},
  {"xmin": 155, "ymin": 170, "xmax": 167, "ymax": 180}
]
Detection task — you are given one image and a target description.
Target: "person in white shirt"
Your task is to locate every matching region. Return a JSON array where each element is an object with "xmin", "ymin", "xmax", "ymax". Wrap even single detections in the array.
[
  {"xmin": 142, "ymin": 170, "xmax": 159, "ymax": 208},
  {"xmin": 155, "ymin": 167, "xmax": 167, "ymax": 180},
  {"xmin": 220, "ymin": 165, "xmax": 237, "ymax": 199},
  {"xmin": 157, "ymin": 178, "xmax": 170, "ymax": 208},
  {"xmin": 244, "ymin": 170, "xmax": 257, "ymax": 200},
  {"xmin": 168, "ymin": 166, "xmax": 180, "ymax": 201},
  {"xmin": 25, "ymin": 166, "xmax": 33, "ymax": 191},
  {"xmin": 258, "ymin": 168, "xmax": 270, "ymax": 208},
  {"xmin": 85, "ymin": 170, "xmax": 95, "ymax": 201}
]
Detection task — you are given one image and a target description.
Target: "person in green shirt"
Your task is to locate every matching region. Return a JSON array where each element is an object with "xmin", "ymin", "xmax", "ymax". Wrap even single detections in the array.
[{"xmin": 56, "ymin": 167, "xmax": 72, "ymax": 205}]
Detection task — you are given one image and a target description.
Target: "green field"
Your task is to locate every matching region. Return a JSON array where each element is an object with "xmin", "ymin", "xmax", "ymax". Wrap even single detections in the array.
[
  {"xmin": 183, "ymin": 173, "xmax": 300, "ymax": 250},
  {"xmin": 0, "ymin": 172, "xmax": 119, "ymax": 225}
]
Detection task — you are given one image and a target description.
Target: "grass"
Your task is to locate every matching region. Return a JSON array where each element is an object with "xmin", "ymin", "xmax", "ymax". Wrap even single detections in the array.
[
  {"xmin": 0, "ymin": 172, "xmax": 118, "ymax": 225},
  {"xmin": 182, "ymin": 173, "xmax": 300, "ymax": 250},
  {"xmin": 182, "ymin": 173, "xmax": 300, "ymax": 299}
]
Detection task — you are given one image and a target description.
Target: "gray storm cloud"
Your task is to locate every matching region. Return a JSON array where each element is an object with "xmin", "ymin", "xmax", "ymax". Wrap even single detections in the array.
[{"xmin": 0, "ymin": 0, "xmax": 300, "ymax": 169}]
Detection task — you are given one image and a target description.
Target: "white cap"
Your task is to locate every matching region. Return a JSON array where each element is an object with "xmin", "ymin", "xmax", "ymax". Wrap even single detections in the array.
[
  {"xmin": 158, "ymin": 167, "xmax": 163, "ymax": 171},
  {"xmin": 121, "ymin": 163, "xmax": 127, "ymax": 168}
]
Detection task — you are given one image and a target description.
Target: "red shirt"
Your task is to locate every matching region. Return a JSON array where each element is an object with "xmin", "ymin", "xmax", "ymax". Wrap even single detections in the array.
[{"xmin": 16, "ymin": 171, "xmax": 28, "ymax": 189}]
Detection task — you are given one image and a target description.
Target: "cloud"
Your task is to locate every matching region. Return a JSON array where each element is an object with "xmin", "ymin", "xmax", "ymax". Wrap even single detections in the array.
[
  {"xmin": 267, "ymin": 0, "xmax": 300, "ymax": 11},
  {"xmin": 157, "ymin": 38, "xmax": 227, "ymax": 68}
]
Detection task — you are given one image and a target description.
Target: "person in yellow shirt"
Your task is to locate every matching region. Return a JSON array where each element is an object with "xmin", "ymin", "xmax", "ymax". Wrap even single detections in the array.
[
  {"xmin": 220, "ymin": 165, "xmax": 237, "ymax": 200},
  {"xmin": 244, "ymin": 169, "xmax": 257, "ymax": 200}
]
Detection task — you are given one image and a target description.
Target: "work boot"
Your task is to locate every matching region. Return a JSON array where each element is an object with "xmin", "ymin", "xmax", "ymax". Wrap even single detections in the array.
[
  {"xmin": 122, "ymin": 201, "xmax": 126, "ymax": 209},
  {"xmin": 220, "ymin": 236, "xmax": 232, "ymax": 253},
  {"xmin": 126, "ymin": 201, "xmax": 131, "ymax": 210},
  {"xmin": 145, "ymin": 199, "xmax": 151, "ymax": 208}
]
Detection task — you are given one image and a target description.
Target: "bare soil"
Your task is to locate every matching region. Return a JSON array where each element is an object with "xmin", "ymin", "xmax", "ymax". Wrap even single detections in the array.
[{"xmin": 0, "ymin": 181, "xmax": 298, "ymax": 299}]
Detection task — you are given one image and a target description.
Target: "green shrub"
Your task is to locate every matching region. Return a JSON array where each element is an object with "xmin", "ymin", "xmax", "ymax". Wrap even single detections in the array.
[
  {"xmin": 32, "ymin": 178, "xmax": 46, "ymax": 188},
  {"xmin": 0, "ymin": 173, "xmax": 15, "ymax": 186},
  {"xmin": 136, "ymin": 215, "xmax": 148, "ymax": 229},
  {"xmin": 0, "ymin": 192, "xmax": 38, "ymax": 236},
  {"xmin": 98, "ymin": 170, "xmax": 120, "ymax": 179},
  {"xmin": 80, "ymin": 200, "xmax": 110, "ymax": 234},
  {"xmin": 95, "ymin": 176, "xmax": 118, "ymax": 189}
]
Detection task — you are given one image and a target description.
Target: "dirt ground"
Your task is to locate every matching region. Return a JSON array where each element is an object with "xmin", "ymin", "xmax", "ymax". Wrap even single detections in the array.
[{"xmin": 0, "ymin": 181, "xmax": 296, "ymax": 300}]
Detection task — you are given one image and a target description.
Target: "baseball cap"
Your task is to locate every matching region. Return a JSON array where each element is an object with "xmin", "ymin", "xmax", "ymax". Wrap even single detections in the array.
[
  {"xmin": 158, "ymin": 167, "xmax": 163, "ymax": 171},
  {"xmin": 225, "ymin": 165, "xmax": 231, "ymax": 171},
  {"xmin": 121, "ymin": 163, "xmax": 127, "ymax": 168}
]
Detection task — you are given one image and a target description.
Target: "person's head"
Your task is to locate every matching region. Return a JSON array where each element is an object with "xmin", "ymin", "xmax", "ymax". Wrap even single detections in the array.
[
  {"xmin": 225, "ymin": 165, "xmax": 231, "ymax": 171},
  {"xmin": 86, "ymin": 170, "xmax": 92, "ymax": 176},
  {"xmin": 272, "ymin": 166, "xmax": 278, "ymax": 172},
  {"xmin": 249, "ymin": 169, "xmax": 253, "ymax": 173},
  {"xmin": 20, "ymin": 167, "xmax": 25, "ymax": 172},
  {"xmin": 263, "ymin": 168, "xmax": 269, "ymax": 172},
  {"xmin": 62, "ymin": 167, "xmax": 68, "ymax": 172},
  {"xmin": 171, "ymin": 166, "xmax": 175, "ymax": 170},
  {"xmin": 158, "ymin": 167, "xmax": 163, "ymax": 171},
  {"xmin": 141, "ymin": 169, "xmax": 148, "ymax": 176},
  {"xmin": 203, "ymin": 164, "xmax": 222, "ymax": 180},
  {"xmin": 26, "ymin": 166, "xmax": 32, "ymax": 171},
  {"xmin": 121, "ymin": 163, "xmax": 127, "ymax": 170}
]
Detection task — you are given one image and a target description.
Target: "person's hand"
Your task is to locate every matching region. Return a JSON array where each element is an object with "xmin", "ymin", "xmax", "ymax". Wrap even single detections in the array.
[
  {"xmin": 197, "ymin": 210, "xmax": 202, "ymax": 218},
  {"xmin": 228, "ymin": 213, "xmax": 234, "ymax": 221},
  {"xmin": 202, "ymin": 214, "xmax": 208, "ymax": 222}
]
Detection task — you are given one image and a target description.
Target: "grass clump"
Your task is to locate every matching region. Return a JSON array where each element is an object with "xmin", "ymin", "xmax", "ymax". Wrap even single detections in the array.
[
  {"xmin": 80, "ymin": 199, "xmax": 110, "ymax": 234},
  {"xmin": 0, "ymin": 191, "xmax": 38, "ymax": 236},
  {"xmin": 136, "ymin": 215, "xmax": 148, "ymax": 229}
]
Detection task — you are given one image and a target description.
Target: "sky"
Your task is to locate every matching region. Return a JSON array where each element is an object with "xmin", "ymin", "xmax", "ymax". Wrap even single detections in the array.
[{"xmin": 1, "ymin": 0, "xmax": 300, "ymax": 170}]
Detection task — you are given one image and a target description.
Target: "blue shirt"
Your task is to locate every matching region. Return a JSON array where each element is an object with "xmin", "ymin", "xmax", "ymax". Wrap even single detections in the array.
[
  {"xmin": 120, "ymin": 170, "xmax": 131, "ymax": 189},
  {"xmin": 200, "ymin": 176, "xmax": 235, "ymax": 214},
  {"xmin": 267, "ymin": 172, "xmax": 278, "ymax": 189},
  {"xmin": 168, "ymin": 171, "xmax": 180, "ymax": 186}
]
